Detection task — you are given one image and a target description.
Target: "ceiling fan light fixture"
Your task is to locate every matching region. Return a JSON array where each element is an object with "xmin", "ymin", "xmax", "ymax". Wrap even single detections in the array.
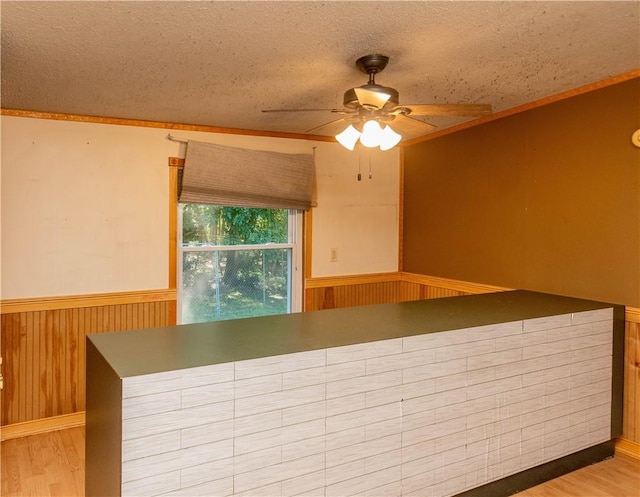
[
  {"xmin": 335, "ymin": 124, "xmax": 361, "ymax": 151},
  {"xmin": 335, "ymin": 120, "xmax": 402, "ymax": 150},
  {"xmin": 379, "ymin": 125, "xmax": 402, "ymax": 151}
]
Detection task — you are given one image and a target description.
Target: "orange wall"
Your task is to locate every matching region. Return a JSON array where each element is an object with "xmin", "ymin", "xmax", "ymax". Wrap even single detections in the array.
[{"xmin": 402, "ymin": 78, "xmax": 640, "ymax": 307}]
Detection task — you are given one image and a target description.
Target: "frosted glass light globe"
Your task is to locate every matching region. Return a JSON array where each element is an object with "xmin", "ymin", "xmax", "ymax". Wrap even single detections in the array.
[
  {"xmin": 359, "ymin": 120, "xmax": 383, "ymax": 148},
  {"xmin": 379, "ymin": 125, "xmax": 402, "ymax": 150},
  {"xmin": 335, "ymin": 125, "xmax": 361, "ymax": 150}
]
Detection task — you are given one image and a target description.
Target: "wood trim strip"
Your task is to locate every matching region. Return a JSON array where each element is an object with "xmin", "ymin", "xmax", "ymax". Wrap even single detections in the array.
[
  {"xmin": 1, "ymin": 289, "xmax": 177, "ymax": 314},
  {"xmin": 400, "ymin": 272, "xmax": 508, "ymax": 294},
  {"xmin": 303, "ymin": 210, "xmax": 314, "ymax": 311},
  {"xmin": 304, "ymin": 209, "xmax": 313, "ymax": 280},
  {"xmin": 305, "ymin": 272, "xmax": 401, "ymax": 289},
  {"xmin": 168, "ymin": 157, "xmax": 184, "ymax": 325},
  {"xmin": 0, "ymin": 108, "xmax": 336, "ymax": 143},
  {"xmin": 168, "ymin": 159, "xmax": 179, "ymax": 290},
  {"xmin": 168, "ymin": 159, "xmax": 180, "ymax": 325},
  {"xmin": 615, "ymin": 438, "xmax": 640, "ymax": 460},
  {"xmin": 402, "ymin": 70, "xmax": 640, "ymax": 147},
  {"xmin": 398, "ymin": 147, "xmax": 405, "ymax": 272},
  {"xmin": 0, "ymin": 412, "xmax": 85, "ymax": 441}
]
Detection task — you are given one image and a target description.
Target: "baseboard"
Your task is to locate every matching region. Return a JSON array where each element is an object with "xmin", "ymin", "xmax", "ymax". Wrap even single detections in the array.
[
  {"xmin": 615, "ymin": 437, "xmax": 640, "ymax": 459},
  {"xmin": 0, "ymin": 411, "xmax": 85, "ymax": 441},
  {"xmin": 456, "ymin": 441, "xmax": 616, "ymax": 497}
]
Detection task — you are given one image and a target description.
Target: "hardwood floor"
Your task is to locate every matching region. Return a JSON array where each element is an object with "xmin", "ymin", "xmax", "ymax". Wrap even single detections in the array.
[
  {"xmin": 1, "ymin": 427, "xmax": 84, "ymax": 497},
  {"xmin": 513, "ymin": 453, "xmax": 640, "ymax": 497},
  {"xmin": 1, "ymin": 427, "xmax": 638, "ymax": 496}
]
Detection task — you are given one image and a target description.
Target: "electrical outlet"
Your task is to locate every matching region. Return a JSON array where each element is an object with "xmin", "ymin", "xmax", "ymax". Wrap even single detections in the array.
[{"xmin": 330, "ymin": 247, "xmax": 338, "ymax": 262}]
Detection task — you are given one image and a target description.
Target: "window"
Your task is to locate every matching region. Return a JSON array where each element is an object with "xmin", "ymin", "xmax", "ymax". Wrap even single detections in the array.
[{"xmin": 178, "ymin": 204, "xmax": 302, "ymax": 324}]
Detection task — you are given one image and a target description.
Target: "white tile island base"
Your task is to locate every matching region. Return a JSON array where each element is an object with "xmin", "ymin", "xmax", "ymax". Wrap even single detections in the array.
[{"xmin": 86, "ymin": 291, "xmax": 624, "ymax": 497}]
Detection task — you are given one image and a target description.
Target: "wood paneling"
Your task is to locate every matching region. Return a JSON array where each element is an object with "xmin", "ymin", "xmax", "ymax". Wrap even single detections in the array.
[
  {"xmin": 623, "ymin": 320, "xmax": 639, "ymax": 443},
  {"xmin": 305, "ymin": 280, "xmax": 404, "ymax": 311},
  {"xmin": 304, "ymin": 272, "xmax": 502, "ymax": 311},
  {"xmin": 1, "ymin": 296, "xmax": 174, "ymax": 426},
  {"xmin": 305, "ymin": 272, "xmax": 403, "ymax": 311}
]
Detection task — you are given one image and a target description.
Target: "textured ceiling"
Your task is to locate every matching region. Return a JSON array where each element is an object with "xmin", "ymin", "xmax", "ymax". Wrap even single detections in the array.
[{"xmin": 1, "ymin": 1, "xmax": 638, "ymax": 139}]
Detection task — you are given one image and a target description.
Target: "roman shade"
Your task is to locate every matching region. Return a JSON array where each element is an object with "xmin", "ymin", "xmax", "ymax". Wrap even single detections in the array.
[{"xmin": 179, "ymin": 140, "xmax": 317, "ymax": 210}]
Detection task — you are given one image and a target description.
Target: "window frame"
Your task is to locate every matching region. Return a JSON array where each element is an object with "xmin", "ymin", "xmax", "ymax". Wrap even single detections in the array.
[{"xmin": 176, "ymin": 204, "xmax": 303, "ymax": 324}]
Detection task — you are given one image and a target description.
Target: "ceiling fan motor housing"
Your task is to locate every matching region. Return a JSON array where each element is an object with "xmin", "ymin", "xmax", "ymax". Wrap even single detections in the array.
[
  {"xmin": 343, "ymin": 85, "xmax": 400, "ymax": 109},
  {"xmin": 344, "ymin": 55, "xmax": 400, "ymax": 110}
]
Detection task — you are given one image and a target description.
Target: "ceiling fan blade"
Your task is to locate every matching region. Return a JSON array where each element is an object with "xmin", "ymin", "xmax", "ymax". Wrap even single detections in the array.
[
  {"xmin": 262, "ymin": 108, "xmax": 346, "ymax": 113},
  {"xmin": 400, "ymin": 104, "xmax": 492, "ymax": 117},
  {"xmin": 354, "ymin": 87, "xmax": 391, "ymax": 109},
  {"xmin": 306, "ymin": 117, "xmax": 349, "ymax": 135},
  {"xmin": 390, "ymin": 115, "xmax": 436, "ymax": 141}
]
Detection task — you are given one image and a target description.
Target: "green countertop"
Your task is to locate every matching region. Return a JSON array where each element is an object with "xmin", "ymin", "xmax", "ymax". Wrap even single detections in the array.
[{"xmin": 87, "ymin": 290, "xmax": 617, "ymax": 379}]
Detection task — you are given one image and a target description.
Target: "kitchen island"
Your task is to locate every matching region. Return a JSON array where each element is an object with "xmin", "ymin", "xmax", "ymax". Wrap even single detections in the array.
[{"xmin": 86, "ymin": 290, "xmax": 624, "ymax": 497}]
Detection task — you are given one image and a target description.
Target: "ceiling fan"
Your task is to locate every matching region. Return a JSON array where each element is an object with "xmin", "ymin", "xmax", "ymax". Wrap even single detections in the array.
[{"xmin": 262, "ymin": 54, "xmax": 492, "ymax": 150}]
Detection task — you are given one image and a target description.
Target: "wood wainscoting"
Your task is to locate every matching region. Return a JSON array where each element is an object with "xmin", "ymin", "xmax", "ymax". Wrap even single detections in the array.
[
  {"xmin": 623, "ymin": 311, "xmax": 640, "ymax": 449},
  {"xmin": 0, "ymin": 289, "xmax": 176, "ymax": 432},
  {"xmin": 304, "ymin": 272, "xmax": 506, "ymax": 311},
  {"xmin": 2, "ymin": 276, "xmax": 639, "ymax": 458},
  {"xmin": 304, "ymin": 273, "xmax": 405, "ymax": 311}
]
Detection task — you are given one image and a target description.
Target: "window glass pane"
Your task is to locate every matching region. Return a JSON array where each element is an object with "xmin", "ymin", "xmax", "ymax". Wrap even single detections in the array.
[
  {"xmin": 182, "ymin": 205, "xmax": 289, "ymax": 246},
  {"xmin": 182, "ymin": 248, "xmax": 291, "ymax": 324}
]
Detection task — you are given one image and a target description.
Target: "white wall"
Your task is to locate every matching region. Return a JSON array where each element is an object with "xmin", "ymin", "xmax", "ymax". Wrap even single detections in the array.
[
  {"xmin": 1, "ymin": 116, "xmax": 399, "ymax": 299},
  {"xmin": 311, "ymin": 143, "xmax": 399, "ymax": 277}
]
